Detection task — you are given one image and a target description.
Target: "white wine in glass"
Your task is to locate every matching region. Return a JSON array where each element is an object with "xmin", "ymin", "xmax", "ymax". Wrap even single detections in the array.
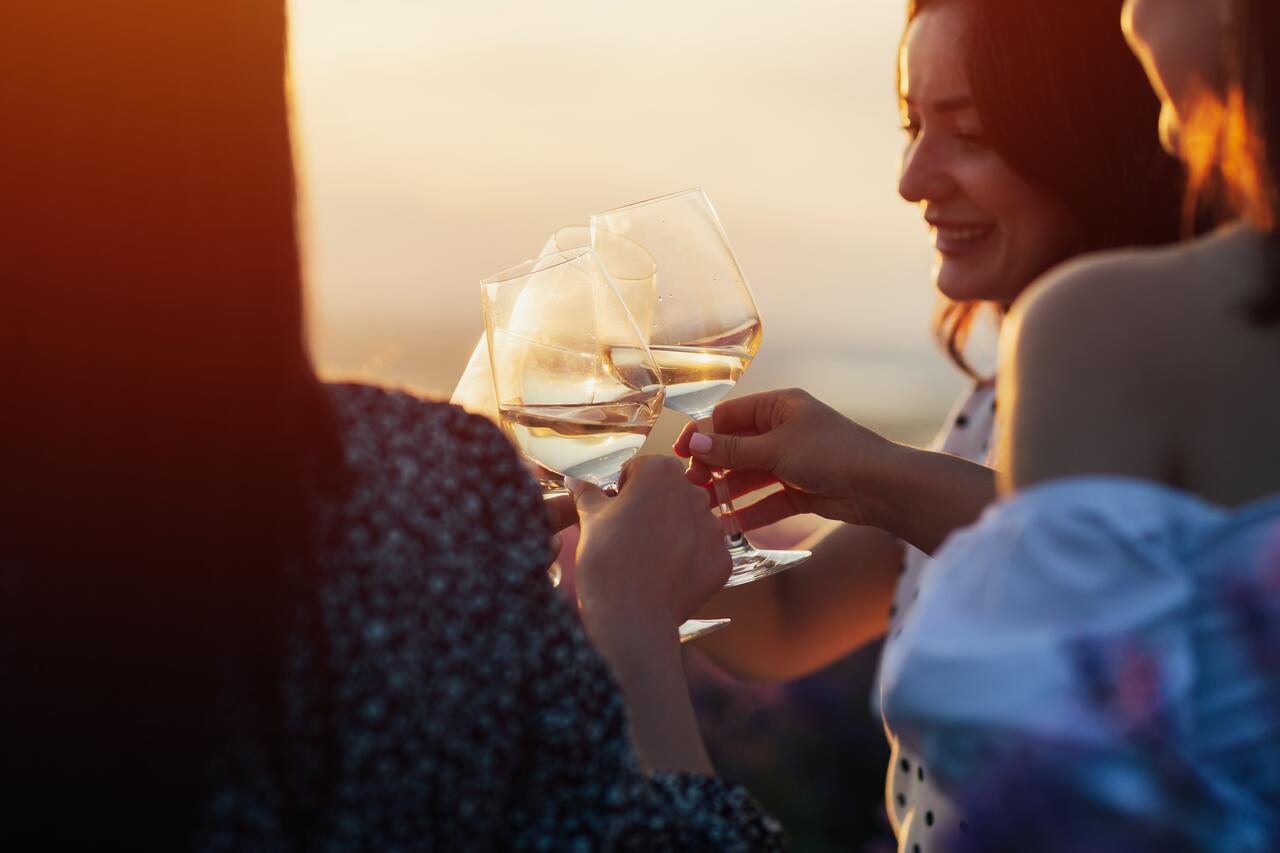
[
  {"xmin": 450, "ymin": 334, "xmax": 567, "ymax": 497},
  {"xmin": 647, "ymin": 337, "xmax": 757, "ymax": 417},
  {"xmin": 482, "ymin": 248, "xmax": 664, "ymax": 495},
  {"xmin": 592, "ymin": 188, "xmax": 811, "ymax": 640},
  {"xmin": 452, "ymin": 226, "xmax": 658, "ymax": 495}
]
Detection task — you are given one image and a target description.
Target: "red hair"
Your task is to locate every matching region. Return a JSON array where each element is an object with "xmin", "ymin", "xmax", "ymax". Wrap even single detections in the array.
[{"xmin": 1185, "ymin": 0, "xmax": 1280, "ymax": 322}]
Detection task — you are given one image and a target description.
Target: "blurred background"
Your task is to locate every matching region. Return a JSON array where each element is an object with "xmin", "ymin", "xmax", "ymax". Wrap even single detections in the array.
[{"xmin": 289, "ymin": 1, "xmax": 985, "ymax": 848}]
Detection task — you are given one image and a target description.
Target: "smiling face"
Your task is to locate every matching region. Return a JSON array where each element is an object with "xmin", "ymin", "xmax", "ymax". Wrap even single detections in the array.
[
  {"xmin": 898, "ymin": 2, "xmax": 1084, "ymax": 304},
  {"xmin": 1122, "ymin": 0, "xmax": 1227, "ymax": 155}
]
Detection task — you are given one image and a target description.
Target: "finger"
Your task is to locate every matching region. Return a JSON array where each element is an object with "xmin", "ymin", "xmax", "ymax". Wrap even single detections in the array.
[
  {"xmin": 543, "ymin": 494, "xmax": 579, "ymax": 534},
  {"xmin": 673, "ymin": 421, "xmax": 700, "ymax": 458},
  {"xmin": 709, "ymin": 391, "xmax": 785, "ymax": 435},
  {"xmin": 688, "ymin": 430, "xmax": 779, "ymax": 473},
  {"xmin": 701, "ymin": 469, "xmax": 781, "ymax": 507},
  {"xmin": 730, "ymin": 488, "xmax": 808, "ymax": 531},
  {"xmin": 548, "ymin": 533, "xmax": 563, "ymax": 555},
  {"xmin": 685, "ymin": 457, "xmax": 713, "ymax": 485},
  {"xmin": 566, "ymin": 476, "xmax": 610, "ymax": 515}
]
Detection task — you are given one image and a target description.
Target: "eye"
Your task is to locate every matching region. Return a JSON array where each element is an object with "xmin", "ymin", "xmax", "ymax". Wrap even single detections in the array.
[{"xmin": 901, "ymin": 118, "xmax": 922, "ymax": 141}]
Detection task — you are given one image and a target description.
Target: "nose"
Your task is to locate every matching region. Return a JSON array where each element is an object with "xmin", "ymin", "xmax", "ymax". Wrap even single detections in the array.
[{"xmin": 898, "ymin": 133, "xmax": 956, "ymax": 205}]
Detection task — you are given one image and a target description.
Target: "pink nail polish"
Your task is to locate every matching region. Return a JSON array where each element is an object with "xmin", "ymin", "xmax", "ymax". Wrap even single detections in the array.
[{"xmin": 689, "ymin": 434, "xmax": 712, "ymax": 454}]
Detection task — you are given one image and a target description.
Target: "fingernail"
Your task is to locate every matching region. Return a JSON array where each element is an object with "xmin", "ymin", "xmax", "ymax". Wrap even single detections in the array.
[
  {"xmin": 689, "ymin": 434, "xmax": 712, "ymax": 454},
  {"xmin": 564, "ymin": 476, "xmax": 585, "ymax": 493}
]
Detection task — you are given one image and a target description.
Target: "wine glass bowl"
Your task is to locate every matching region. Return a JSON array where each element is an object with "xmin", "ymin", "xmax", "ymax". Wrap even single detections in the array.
[
  {"xmin": 481, "ymin": 248, "xmax": 664, "ymax": 494},
  {"xmin": 450, "ymin": 333, "xmax": 568, "ymax": 496},
  {"xmin": 591, "ymin": 189, "xmax": 762, "ymax": 421},
  {"xmin": 592, "ymin": 188, "xmax": 810, "ymax": 637},
  {"xmin": 540, "ymin": 225, "xmax": 660, "ymax": 334}
]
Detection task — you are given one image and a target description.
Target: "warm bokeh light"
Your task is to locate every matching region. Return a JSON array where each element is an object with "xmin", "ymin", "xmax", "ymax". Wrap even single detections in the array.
[{"xmin": 290, "ymin": 0, "xmax": 980, "ymax": 445}]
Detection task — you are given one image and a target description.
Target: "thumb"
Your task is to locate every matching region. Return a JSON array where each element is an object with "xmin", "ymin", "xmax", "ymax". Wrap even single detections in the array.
[
  {"xmin": 687, "ymin": 429, "xmax": 778, "ymax": 472},
  {"xmin": 566, "ymin": 476, "xmax": 610, "ymax": 516}
]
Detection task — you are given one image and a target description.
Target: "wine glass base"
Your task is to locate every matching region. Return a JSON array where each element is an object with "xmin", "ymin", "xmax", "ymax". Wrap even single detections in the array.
[
  {"xmin": 679, "ymin": 618, "xmax": 732, "ymax": 643},
  {"xmin": 725, "ymin": 546, "xmax": 811, "ymax": 589}
]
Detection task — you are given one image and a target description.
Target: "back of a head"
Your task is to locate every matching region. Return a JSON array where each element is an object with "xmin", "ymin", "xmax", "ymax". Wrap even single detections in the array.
[{"xmin": 1, "ymin": 2, "xmax": 339, "ymax": 844}]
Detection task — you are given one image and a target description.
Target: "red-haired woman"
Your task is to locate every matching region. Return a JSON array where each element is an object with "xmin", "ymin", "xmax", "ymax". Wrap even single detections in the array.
[
  {"xmin": 673, "ymin": 0, "xmax": 1183, "ymax": 847},
  {"xmin": 678, "ymin": 0, "xmax": 1280, "ymax": 846}
]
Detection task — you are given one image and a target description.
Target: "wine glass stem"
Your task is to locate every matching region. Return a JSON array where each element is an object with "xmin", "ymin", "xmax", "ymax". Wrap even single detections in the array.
[
  {"xmin": 711, "ymin": 471, "xmax": 749, "ymax": 552},
  {"xmin": 696, "ymin": 417, "xmax": 750, "ymax": 553}
]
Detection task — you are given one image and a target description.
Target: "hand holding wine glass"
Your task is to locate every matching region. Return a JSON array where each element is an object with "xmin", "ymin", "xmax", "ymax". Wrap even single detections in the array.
[
  {"xmin": 591, "ymin": 189, "xmax": 811, "ymax": 579},
  {"xmin": 573, "ymin": 456, "xmax": 732, "ymax": 644},
  {"xmin": 673, "ymin": 387, "xmax": 902, "ymax": 530}
]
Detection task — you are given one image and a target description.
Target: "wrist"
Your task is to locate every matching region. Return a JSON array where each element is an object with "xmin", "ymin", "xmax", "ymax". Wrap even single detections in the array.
[
  {"xmin": 583, "ymin": 606, "xmax": 681, "ymax": 673},
  {"xmin": 576, "ymin": 547, "xmax": 679, "ymax": 647},
  {"xmin": 840, "ymin": 436, "xmax": 917, "ymax": 530},
  {"xmin": 856, "ymin": 446, "xmax": 997, "ymax": 552}
]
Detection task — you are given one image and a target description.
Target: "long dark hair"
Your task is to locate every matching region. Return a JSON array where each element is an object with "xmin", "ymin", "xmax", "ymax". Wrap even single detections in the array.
[
  {"xmin": 1186, "ymin": 0, "xmax": 1280, "ymax": 322},
  {"xmin": 1, "ymin": 2, "xmax": 342, "ymax": 845},
  {"xmin": 903, "ymin": 0, "xmax": 1184, "ymax": 378}
]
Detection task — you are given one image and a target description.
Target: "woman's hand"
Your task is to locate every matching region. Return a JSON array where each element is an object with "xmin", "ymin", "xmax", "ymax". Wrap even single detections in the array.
[
  {"xmin": 542, "ymin": 493, "xmax": 578, "ymax": 557},
  {"xmin": 572, "ymin": 456, "xmax": 732, "ymax": 645},
  {"xmin": 673, "ymin": 388, "xmax": 904, "ymax": 531},
  {"xmin": 569, "ymin": 456, "xmax": 730, "ymax": 776}
]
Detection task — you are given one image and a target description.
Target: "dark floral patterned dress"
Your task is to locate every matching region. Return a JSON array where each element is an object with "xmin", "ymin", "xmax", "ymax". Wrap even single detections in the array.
[{"xmin": 200, "ymin": 383, "xmax": 784, "ymax": 852}]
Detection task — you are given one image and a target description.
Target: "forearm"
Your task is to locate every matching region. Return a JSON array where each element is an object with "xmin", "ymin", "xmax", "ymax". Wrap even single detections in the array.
[
  {"xmin": 862, "ymin": 445, "xmax": 997, "ymax": 554},
  {"xmin": 591, "ymin": 621, "xmax": 715, "ymax": 775},
  {"xmin": 692, "ymin": 521, "xmax": 902, "ymax": 681}
]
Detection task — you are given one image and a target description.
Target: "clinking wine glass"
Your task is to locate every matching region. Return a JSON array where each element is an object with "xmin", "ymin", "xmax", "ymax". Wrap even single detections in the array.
[
  {"xmin": 482, "ymin": 247, "xmax": 664, "ymax": 497},
  {"xmin": 592, "ymin": 188, "xmax": 811, "ymax": 641},
  {"xmin": 453, "ymin": 227, "xmax": 659, "ymax": 496}
]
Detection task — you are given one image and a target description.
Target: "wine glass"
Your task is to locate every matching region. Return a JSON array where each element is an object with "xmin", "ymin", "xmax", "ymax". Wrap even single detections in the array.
[
  {"xmin": 450, "ymin": 334, "xmax": 567, "ymax": 496},
  {"xmin": 481, "ymin": 247, "xmax": 664, "ymax": 495},
  {"xmin": 538, "ymin": 226, "xmax": 660, "ymax": 334},
  {"xmin": 452, "ymin": 228, "xmax": 658, "ymax": 496},
  {"xmin": 592, "ymin": 188, "xmax": 811, "ymax": 638}
]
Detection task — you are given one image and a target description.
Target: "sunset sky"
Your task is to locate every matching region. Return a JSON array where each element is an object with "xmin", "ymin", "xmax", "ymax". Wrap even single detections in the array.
[{"xmin": 289, "ymin": 0, "xmax": 981, "ymax": 443}]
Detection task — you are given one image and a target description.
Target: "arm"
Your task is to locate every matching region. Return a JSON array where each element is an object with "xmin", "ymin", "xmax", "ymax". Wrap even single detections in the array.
[
  {"xmin": 539, "ymin": 464, "xmax": 728, "ymax": 773},
  {"xmin": 501, "ymin": 523, "xmax": 784, "ymax": 852},
  {"xmin": 569, "ymin": 457, "xmax": 733, "ymax": 775},
  {"xmin": 675, "ymin": 389, "xmax": 997, "ymax": 555},
  {"xmin": 691, "ymin": 449, "xmax": 996, "ymax": 681},
  {"xmin": 662, "ymin": 390, "xmax": 995, "ymax": 680},
  {"xmin": 584, "ymin": 613, "xmax": 714, "ymax": 774},
  {"xmin": 436, "ymin": 419, "xmax": 782, "ymax": 849},
  {"xmin": 689, "ymin": 520, "xmax": 903, "ymax": 681},
  {"xmin": 496, "ymin": 455, "xmax": 778, "ymax": 845}
]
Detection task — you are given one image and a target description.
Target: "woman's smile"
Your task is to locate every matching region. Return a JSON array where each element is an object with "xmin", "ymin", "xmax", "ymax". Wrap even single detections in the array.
[{"xmin": 929, "ymin": 220, "xmax": 998, "ymax": 257}]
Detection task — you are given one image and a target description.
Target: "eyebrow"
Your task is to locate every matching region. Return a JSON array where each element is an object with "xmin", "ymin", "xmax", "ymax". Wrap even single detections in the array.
[{"xmin": 901, "ymin": 95, "xmax": 976, "ymax": 114}]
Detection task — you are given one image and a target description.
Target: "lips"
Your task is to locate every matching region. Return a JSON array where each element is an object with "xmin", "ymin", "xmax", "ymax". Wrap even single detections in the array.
[{"xmin": 929, "ymin": 221, "xmax": 996, "ymax": 256}]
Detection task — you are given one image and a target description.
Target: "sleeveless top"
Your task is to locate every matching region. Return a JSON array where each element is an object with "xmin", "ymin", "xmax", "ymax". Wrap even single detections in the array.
[
  {"xmin": 198, "ymin": 383, "xmax": 785, "ymax": 851},
  {"xmin": 881, "ymin": 478, "xmax": 1280, "ymax": 851},
  {"xmin": 878, "ymin": 380, "xmax": 996, "ymax": 853}
]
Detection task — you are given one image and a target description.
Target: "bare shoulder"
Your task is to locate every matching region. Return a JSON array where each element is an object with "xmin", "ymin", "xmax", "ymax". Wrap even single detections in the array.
[
  {"xmin": 1009, "ymin": 227, "xmax": 1257, "ymax": 357},
  {"xmin": 997, "ymin": 228, "xmax": 1263, "ymax": 491}
]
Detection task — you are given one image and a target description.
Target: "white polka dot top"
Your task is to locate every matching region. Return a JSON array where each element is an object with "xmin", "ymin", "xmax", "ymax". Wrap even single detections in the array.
[{"xmin": 879, "ymin": 380, "xmax": 996, "ymax": 853}]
